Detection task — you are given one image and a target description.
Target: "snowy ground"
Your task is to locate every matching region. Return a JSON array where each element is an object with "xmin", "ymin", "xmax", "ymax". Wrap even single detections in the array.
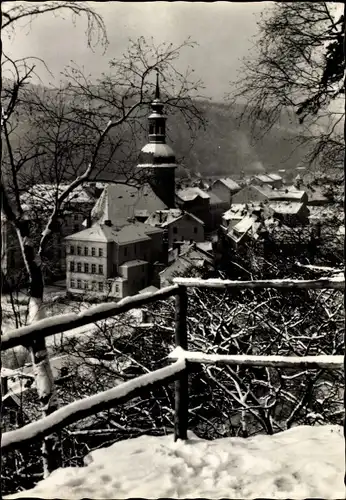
[{"xmin": 6, "ymin": 425, "xmax": 345, "ymax": 499}]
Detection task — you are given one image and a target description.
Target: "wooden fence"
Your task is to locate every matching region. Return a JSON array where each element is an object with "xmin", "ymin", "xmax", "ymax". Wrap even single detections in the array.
[{"xmin": 1, "ymin": 276, "xmax": 344, "ymax": 476}]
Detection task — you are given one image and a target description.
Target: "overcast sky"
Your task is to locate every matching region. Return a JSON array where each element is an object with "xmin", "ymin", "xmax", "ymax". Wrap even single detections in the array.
[{"xmin": 3, "ymin": 1, "xmax": 272, "ymax": 101}]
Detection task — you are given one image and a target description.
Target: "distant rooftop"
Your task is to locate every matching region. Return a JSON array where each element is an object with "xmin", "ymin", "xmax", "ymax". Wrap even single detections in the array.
[
  {"xmin": 20, "ymin": 183, "xmax": 94, "ymax": 212},
  {"xmin": 145, "ymin": 209, "xmax": 204, "ymax": 227},
  {"xmin": 176, "ymin": 187, "xmax": 210, "ymax": 202},
  {"xmin": 214, "ymin": 178, "xmax": 241, "ymax": 192},
  {"xmin": 269, "ymin": 202, "xmax": 305, "ymax": 215}
]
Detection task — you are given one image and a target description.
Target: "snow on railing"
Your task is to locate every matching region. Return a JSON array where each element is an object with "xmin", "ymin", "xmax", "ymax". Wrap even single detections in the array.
[
  {"xmin": 1, "ymin": 277, "xmax": 344, "ymax": 476},
  {"xmin": 169, "ymin": 347, "xmax": 344, "ymax": 370},
  {"xmin": 1, "ymin": 284, "xmax": 179, "ymax": 350},
  {"xmin": 173, "ymin": 276, "xmax": 345, "ymax": 290},
  {"xmin": 1, "ymin": 359, "xmax": 186, "ymax": 452}
]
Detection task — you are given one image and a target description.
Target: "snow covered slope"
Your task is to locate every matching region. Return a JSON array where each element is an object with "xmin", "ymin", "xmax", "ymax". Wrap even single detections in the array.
[{"xmin": 6, "ymin": 425, "xmax": 344, "ymax": 499}]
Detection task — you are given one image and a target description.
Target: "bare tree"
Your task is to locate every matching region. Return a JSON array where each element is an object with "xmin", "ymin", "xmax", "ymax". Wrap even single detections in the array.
[
  {"xmin": 228, "ymin": 2, "xmax": 345, "ymax": 175},
  {"xmin": 1, "ymin": 1, "xmax": 205, "ymax": 476}
]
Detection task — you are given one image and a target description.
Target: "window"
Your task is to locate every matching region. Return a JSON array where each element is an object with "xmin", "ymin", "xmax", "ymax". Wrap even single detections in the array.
[
  {"xmin": 91, "ymin": 247, "xmax": 96, "ymax": 256},
  {"xmin": 77, "ymin": 262, "xmax": 82, "ymax": 272},
  {"xmin": 77, "ymin": 246, "xmax": 81, "ymax": 256},
  {"xmin": 98, "ymin": 282, "xmax": 104, "ymax": 292},
  {"xmin": 77, "ymin": 279, "xmax": 82, "ymax": 289},
  {"xmin": 99, "ymin": 265, "xmax": 103, "ymax": 274},
  {"xmin": 84, "ymin": 247, "xmax": 88, "ymax": 256},
  {"xmin": 124, "ymin": 247, "xmax": 128, "ymax": 257},
  {"xmin": 193, "ymin": 227, "xmax": 198, "ymax": 234},
  {"xmin": 115, "ymin": 284, "xmax": 120, "ymax": 293},
  {"xmin": 173, "ymin": 227, "xmax": 177, "ymax": 234},
  {"xmin": 70, "ymin": 246, "xmax": 75, "ymax": 255},
  {"xmin": 92, "ymin": 281, "xmax": 97, "ymax": 291},
  {"xmin": 99, "ymin": 248, "xmax": 103, "ymax": 257},
  {"xmin": 69, "ymin": 262, "xmax": 75, "ymax": 272},
  {"xmin": 70, "ymin": 280, "xmax": 75, "ymax": 289},
  {"xmin": 84, "ymin": 280, "xmax": 89, "ymax": 290},
  {"xmin": 91, "ymin": 264, "xmax": 96, "ymax": 274},
  {"xmin": 74, "ymin": 224, "xmax": 79, "ymax": 233},
  {"xmin": 149, "ymin": 123, "xmax": 154, "ymax": 135},
  {"xmin": 84, "ymin": 263, "xmax": 89, "ymax": 273}
]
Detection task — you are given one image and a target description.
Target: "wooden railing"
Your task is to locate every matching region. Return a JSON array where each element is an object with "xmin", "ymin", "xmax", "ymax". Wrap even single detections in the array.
[{"xmin": 1, "ymin": 276, "xmax": 344, "ymax": 473}]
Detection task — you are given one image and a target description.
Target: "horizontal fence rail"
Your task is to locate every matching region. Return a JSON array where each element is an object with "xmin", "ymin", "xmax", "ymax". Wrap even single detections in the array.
[
  {"xmin": 1, "ymin": 284, "xmax": 179, "ymax": 350},
  {"xmin": 169, "ymin": 347, "xmax": 344, "ymax": 370},
  {"xmin": 1, "ymin": 276, "xmax": 344, "ymax": 478},
  {"xmin": 173, "ymin": 276, "xmax": 345, "ymax": 290},
  {"xmin": 1, "ymin": 359, "xmax": 186, "ymax": 452}
]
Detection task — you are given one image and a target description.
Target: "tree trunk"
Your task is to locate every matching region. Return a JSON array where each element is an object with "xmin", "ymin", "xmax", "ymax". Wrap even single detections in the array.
[{"xmin": 17, "ymin": 227, "xmax": 61, "ymax": 477}]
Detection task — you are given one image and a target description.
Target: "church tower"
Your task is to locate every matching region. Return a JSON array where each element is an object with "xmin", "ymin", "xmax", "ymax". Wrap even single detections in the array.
[{"xmin": 137, "ymin": 71, "xmax": 177, "ymax": 208}]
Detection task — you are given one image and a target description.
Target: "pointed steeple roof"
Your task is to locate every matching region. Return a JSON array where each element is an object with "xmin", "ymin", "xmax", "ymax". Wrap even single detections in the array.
[{"xmin": 154, "ymin": 69, "xmax": 160, "ymax": 100}]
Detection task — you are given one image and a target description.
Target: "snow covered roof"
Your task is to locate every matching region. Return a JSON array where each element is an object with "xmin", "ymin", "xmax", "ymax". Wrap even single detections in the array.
[
  {"xmin": 160, "ymin": 246, "xmax": 213, "ymax": 280},
  {"xmin": 267, "ymin": 188, "xmax": 307, "ymax": 202},
  {"xmin": 223, "ymin": 203, "xmax": 264, "ymax": 220},
  {"xmin": 269, "ymin": 202, "xmax": 305, "ymax": 215},
  {"xmin": 267, "ymin": 173, "xmax": 282, "ymax": 181},
  {"xmin": 255, "ymin": 174, "xmax": 275, "ymax": 183},
  {"xmin": 140, "ymin": 143, "xmax": 175, "ymax": 157},
  {"xmin": 120, "ymin": 260, "xmax": 148, "ymax": 268},
  {"xmin": 20, "ymin": 184, "xmax": 94, "ymax": 212},
  {"xmin": 91, "ymin": 183, "xmax": 167, "ymax": 226},
  {"xmin": 214, "ymin": 178, "xmax": 240, "ymax": 192},
  {"xmin": 65, "ymin": 222, "xmax": 162, "ymax": 245},
  {"xmin": 286, "ymin": 184, "xmax": 327, "ymax": 203},
  {"xmin": 176, "ymin": 187, "xmax": 210, "ymax": 202},
  {"xmin": 145, "ymin": 209, "xmax": 204, "ymax": 228},
  {"xmin": 233, "ymin": 216, "xmax": 255, "ymax": 235}
]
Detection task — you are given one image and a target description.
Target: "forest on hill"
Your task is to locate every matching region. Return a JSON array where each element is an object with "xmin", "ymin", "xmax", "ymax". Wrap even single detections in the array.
[{"xmin": 2, "ymin": 79, "xmax": 315, "ymax": 187}]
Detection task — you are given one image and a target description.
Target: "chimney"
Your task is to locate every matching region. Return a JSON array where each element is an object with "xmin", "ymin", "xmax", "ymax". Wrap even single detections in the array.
[
  {"xmin": 1, "ymin": 376, "xmax": 8, "ymax": 396},
  {"xmin": 86, "ymin": 212, "xmax": 92, "ymax": 228},
  {"xmin": 104, "ymin": 220, "xmax": 112, "ymax": 227}
]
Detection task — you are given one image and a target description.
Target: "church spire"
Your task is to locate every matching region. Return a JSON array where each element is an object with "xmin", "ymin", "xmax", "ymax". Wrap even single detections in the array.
[
  {"xmin": 148, "ymin": 70, "xmax": 166, "ymax": 144},
  {"xmin": 137, "ymin": 69, "xmax": 177, "ymax": 208}
]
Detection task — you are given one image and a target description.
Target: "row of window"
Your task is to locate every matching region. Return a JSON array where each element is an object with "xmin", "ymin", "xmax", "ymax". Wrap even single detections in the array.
[
  {"xmin": 70, "ymin": 246, "xmax": 103, "ymax": 257},
  {"xmin": 70, "ymin": 262, "xmax": 103, "ymax": 274},
  {"xmin": 70, "ymin": 280, "xmax": 120, "ymax": 293}
]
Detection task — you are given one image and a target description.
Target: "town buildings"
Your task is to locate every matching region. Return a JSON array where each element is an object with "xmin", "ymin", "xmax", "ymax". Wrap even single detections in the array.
[
  {"xmin": 65, "ymin": 74, "xmax": 210, "ymax": 299},
  {"xmin": 145, "ymin": 209, "xmax": 205, "ymax": 249},
  {"xmin": 209, "ymin": 178, "xmax": 241, "ymax": 205},
  {"xmin": 65, "ymin": 221, "xmax": 164, "ymax": 298},
  {"xmin": 1, "ymin": 185, "xmax": 95, "ymax": 288}
]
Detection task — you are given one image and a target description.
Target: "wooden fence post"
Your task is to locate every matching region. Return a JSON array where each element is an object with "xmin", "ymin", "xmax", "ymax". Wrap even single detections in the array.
[{"xmin": 174, "ymin": 285, "xmax": 188, "ymax": 441}]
